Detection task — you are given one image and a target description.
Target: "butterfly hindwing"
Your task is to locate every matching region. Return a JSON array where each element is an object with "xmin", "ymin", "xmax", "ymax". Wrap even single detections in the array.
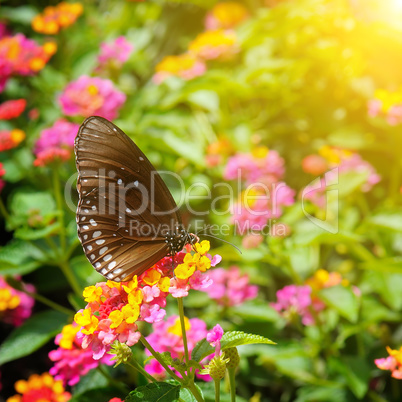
[{"xmin": 75, "ymin": 116, "xmax": 182, "ymax": 281}]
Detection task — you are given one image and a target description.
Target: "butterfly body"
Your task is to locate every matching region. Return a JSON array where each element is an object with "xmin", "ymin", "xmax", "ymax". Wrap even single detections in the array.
[{"xmin": 75, "ymin": 116, "xmax": 195, "ymax": 282}]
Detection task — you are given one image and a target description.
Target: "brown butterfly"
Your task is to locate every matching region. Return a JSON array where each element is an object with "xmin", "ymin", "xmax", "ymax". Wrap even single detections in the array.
[{"xmin": 74, "ymin": 116, "xmax": 197, "ymax": 282}]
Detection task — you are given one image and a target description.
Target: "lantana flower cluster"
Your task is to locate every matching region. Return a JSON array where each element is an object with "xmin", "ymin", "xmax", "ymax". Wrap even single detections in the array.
[
  {"xmin": 0, "ymin": 276, "xmax": 35, "ymax": 326},
  {"xmin": 0, "ymin": 129, "xmax": 25, "ymax": 153},
  {"xmin": 0, "ymin": 99, "xmax": 26, "ymax": 120},
  {"xmin": 375, "ymin": 346, "xmax": 402, "ymax": 379},
  {"xmin": 32, "ymin": 2, "xmax": 83, "ymax": 35},
  {"xmin": 6, "ymin": 372, "xmax": 71, "ymax": 402},
  {"xmin": 368, "ymin": 88, "xmax": 402, "ymax": 125},
  {"xmin": 96, "ymin": 36, "xmax": 134, "ymax": 72},
  {"xmin": 33, "ymin": 119, "xmax": 79, "ymax": 167},
  {"xmin": 0, "ymin": 32, "xmax": 56, "ymax": 92},
  {"xmin": 302, "ymin": 146, "xmax": 380, "ymax": 207},
  {"xmin": 153, "ymin": 3, "xmax": 246, "ymax": 83},
  {"xmin": 223, "ymin": 146, "xmax": 295, "ymax": 243},
  {"xmin": 205, "ymin": 2, "xmax": 248, "ymax": 30},
  {"xmin": 145, "ymin": 315, "xmax": 210, "ymax": 380},
  {"xmin": 49, "ymin": 323, "xmax": 114, "ymax": 386},
  {"xmin": 205, "ymin": 266, "xmax": 258, "ymax": 307},
  {"xmin": 74, "ymin": 241, "xmax": 220, "ymax": 359},
  {"xmin": 272, "ymin": 269, "xmax": 358, "ymax": 326},
  {"xmin": 59, "ymin": 75, "xmax": 126, "ymax": 120}
]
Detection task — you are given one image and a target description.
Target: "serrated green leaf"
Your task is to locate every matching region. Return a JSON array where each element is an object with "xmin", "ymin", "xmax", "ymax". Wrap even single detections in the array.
[
  {"xmin": 125, "ymin": 382, "xmax": 180, "ymax": 402},
  {"xmin": 0, "ymin": 310, "xmax": 68, "ymax": 364},
  {"xmin": 192, "ymin": 331, "xmax": 275, "ymax": 362}
]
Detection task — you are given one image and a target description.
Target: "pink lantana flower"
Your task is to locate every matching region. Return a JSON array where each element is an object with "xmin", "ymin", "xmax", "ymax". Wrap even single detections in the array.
[
  {"xmin": 49, "ymin": 323, "xmax": 114, "ymax": 386},
  {"xmin": 96, "ymin": 36, "xmax": 134, "ymax": 71},
  {"xmin": 375, "ymin": 346, "xmax": 402, "ymax": 379},
  {"xmin": 59, "ymin": 75, "xmax": 126, "ymax": 120},
  {"xmin": 271, "ymin": 284, "xmax": 316, "ymax": 326},
  {"xmin": 205, "ymin": 266, "xmax": 258, "ymax": 307},
  {"xmin": 153, "ymin": 53, "xmax": 206, "ymax": 84},
  {"xmin": 33, "ymin": 119, "xmax": 79, "ymax": 167},
  {"xmin": 0, "ymin": 276, "xmax": 35, "ymax": 326},
  {"xmin": 144, "ymin": 315, "xmax": 211, "ymax": 380}
]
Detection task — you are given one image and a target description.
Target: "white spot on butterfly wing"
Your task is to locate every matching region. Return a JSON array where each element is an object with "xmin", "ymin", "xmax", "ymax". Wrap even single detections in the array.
[
  {"xmin": 108, "ymin": 261, "xmax": 117, "ymax": 270},
  {"xmin": 83, "ymin": 225, "xmax": 89, "ymax": 230},
  {"xmin": 99, "ymin": 246, "xmax": 108, "ymax": 255},
  {"xmin": 87, "ymin": 245, "xmax": 93, "ymax": 251},
  {"xmin": 90, "ymin": 254, "xmax": 95, "ymax": 260},
  {"xmin": 134, "ymin": 180, "xmax": 139, "ymax": 187},
  {"xmin": 126, "ymin": 208, "xmax": 131, "ymax": 213},
  {"xmin": 96, "ymin": 239, "xmax": 105, "ymax": 245},
  {"xmin": 90, "ymin": 219, "xmax": 97, "ymax": 226},
  {"xmin": 95, "ymin": 262, "xmax": 101, "ymax": 269},
  {"xmin": 93, "ymin": 231, "xmax": 102, "ymax": 238},
  {"xmin": 103, "ymin": 254, "xmax": 112, "ymax": 262},
  {"xmin": 117, "ymin": 179, "xmax": 122, "ymax": 185}
]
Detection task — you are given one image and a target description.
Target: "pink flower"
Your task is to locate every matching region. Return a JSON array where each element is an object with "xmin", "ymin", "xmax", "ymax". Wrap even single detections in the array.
[
  {"xmin": 232, "ymin": 183, "xmax": 295, "ymax": 233},
  {"xmin": 271, "ymin": 284, "xmax": 316, "ymax": 326},
  {"xmin": 224, "ymin": 149, "xmax": 285, "ymax": 185},
  {"xmin": 0, "ymin": 276, "xmax": 35, "ymax": 326},
  {"xmin": 59, "ymin": 75, "xmax": 126, "ymax": 119},
  {"xmin": 49, "ymin": 323, "xmax": 114, "ymax": 386},
  {"xmin": 375, "ymin": 346, "xmax": 402, "ymax": 379},
  {"xmin": 96, "ymin": 36, "xmax": 134, "ymax": 71},
  {"xmin": 207, "ymin": 324, "xmax": 224, "ymax": 346},
  {"xmin": 242, "ymin": 233, "xmax": 264, "ymax": 249},
  {"xmin": 205, "ymin": 266, "xmax": 258, "ymax": 307},
  {"xmin": 34, "ymin": 119, "xmax": 79, "ymax": 155},
  {"xmin": 144, "ymin": 315, "xmax": 210, "ymax": 380},
  {"xmin": 302, "ymin": 154, "xmax": 328, "ymax": 176},
  {"xmin": 0, "ymin": 34, "xmax": 56, "ymax": 92},
  {"xmin": 153, "ymin": 53, "xmax": 206, "ymax": 84},
  {"xmin": 0, "ymin": 99, "xmax": 26, "ymax": 120}
]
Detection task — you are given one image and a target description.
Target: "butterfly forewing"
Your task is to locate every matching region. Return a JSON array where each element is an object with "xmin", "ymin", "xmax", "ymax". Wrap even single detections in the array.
[{"xmin": 75, "ymin": 116, "xmax": 183, "ymax": 281}]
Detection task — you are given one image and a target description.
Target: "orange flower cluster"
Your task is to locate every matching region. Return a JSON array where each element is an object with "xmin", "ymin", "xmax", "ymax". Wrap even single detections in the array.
[
  {"xmin": 7, "ymin": 372, "xmax": 71, "ymax": 402},
  {"xmin": 32, "ymin": 2, "xmax": 83, "ymax": 35},
  {"xmin": 0, "ymin": 129, "xmax": 25, "ymax": 152}
]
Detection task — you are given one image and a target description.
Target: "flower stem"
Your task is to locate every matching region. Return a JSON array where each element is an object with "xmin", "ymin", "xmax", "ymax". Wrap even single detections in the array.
[
  {"xmin": 59, "ymin": 260, "xmax": 82, "ymax": 297},
  {"xmin": 139, "ymin": 336, "xmax": 182, "ymax": 382},
  {"xmin": 24, "ymin": 288, "xmax": 74, "ymax": 316},
  {"xmin": 214, "ymin": 378, "xmax": 221, "ymax": 402},
  {"xmin": 227, "ymin": 367, "xmax": 236, "ymax": 402},
  {"xmin": 52, "ymin": 168, "xmax": 66, "ymax": 254},
  {"xmin": 186, "ymin": 382, "xmax": 205, "ymax": 402},
  {"xmin": 127, "ymin": 358, "xmax": 158, "ymax": 383},
  {"xmin": 177, "ymin": 297, "xmax": 190, "ymax": 370},
  {"xmin": 0, "ymin": 196, "xmax": 10, "ymax": 222},
  {"xmin": 97, "ymin": 365, "xmax": 129, "ymax": 394}
]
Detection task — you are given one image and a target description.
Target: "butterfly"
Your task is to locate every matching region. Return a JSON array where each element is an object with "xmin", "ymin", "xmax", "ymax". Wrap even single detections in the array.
[{"xmin": 74, "ymin": 116, "xmax": 198, "ymax": 282}]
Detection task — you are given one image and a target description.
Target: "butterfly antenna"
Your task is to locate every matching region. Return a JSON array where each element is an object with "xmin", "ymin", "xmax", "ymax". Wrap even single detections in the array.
[
  {"xmin": 200, "ymin": 233, "xmax": 242, "ymax": 255},
  {"xmin": 195, "ymin": 224, "xmax": 211, "ymax": 236}
]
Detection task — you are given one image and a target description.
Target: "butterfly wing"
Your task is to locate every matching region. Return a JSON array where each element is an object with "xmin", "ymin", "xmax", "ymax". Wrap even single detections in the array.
[{"xmin": 75, "ymin": 116, "xmax": 182, "ymax": 281}]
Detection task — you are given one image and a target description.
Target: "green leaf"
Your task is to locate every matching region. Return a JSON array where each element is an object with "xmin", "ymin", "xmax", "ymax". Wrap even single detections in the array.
[
  {"xmin": 187, "ymin": 90, "xmax": 220, "ymax": 113},
  {"xmin": 8, "ymin": 190, "xmax": 56, "ymax": 229},
  {"xmin": 329, "ymin": 356, "xmax": 370, "ymax": 398},
  {"xmin": 318, "ymin": 285, "xmax": 359, "ymax": 323},
  {"xmin": 368, "ymin": 212, "xmax": 402, "ymax": 232},
  {"xmin": 0, "ymin": 5, "xmax": 37, "ymax": 24},
  {"xmin": 14, "ymin": 221, "xmax": 61, "ymax": 240},
  {"xmin": 0, "ymin": 239, "xmax": 45, "ymax": 275},
  {"xmin": 232, "ymin": 303, "xmax": 282, "ymax": 322},
  {"xmin": 70, "ymin": 255, "xmax": 104, "ymax": 287},
  {"xmin": 0, "ymin": 310, "xmax": 68, "ymax": 365},
  {"xmin": 192, "ymin": 331, "xmax": 275, "ymax": 362},
  {"xmin": 359, "ymin": 257, "xmax": 402, "ymax": 274},
  {"xmin": 125, "ymin": 382, "xmax": 181, "ymax": 402}
]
